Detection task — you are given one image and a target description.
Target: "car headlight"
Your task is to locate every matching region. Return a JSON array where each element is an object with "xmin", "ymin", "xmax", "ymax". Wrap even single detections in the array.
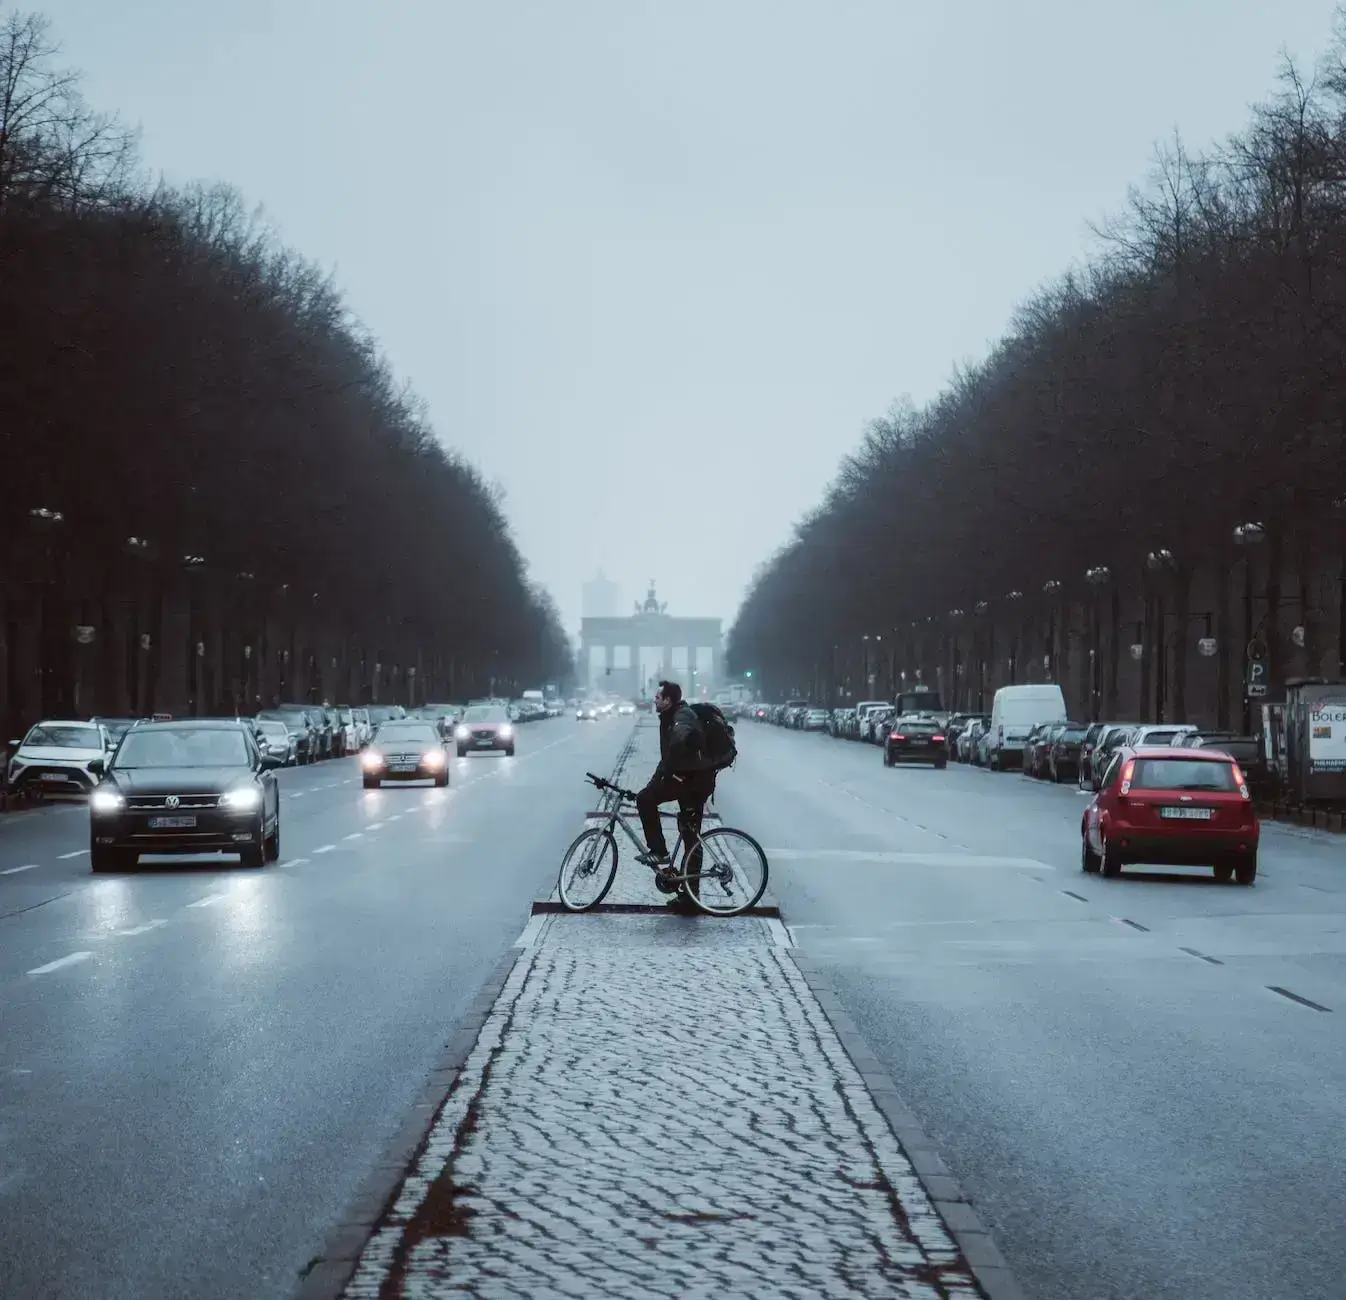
[
  {"xmin": 423, "ymin": 749, "xmax": 446, "ymax": 767},
  {"xmin": 361, "ymin": 750, "xmax": 385, "ymax": 769},
  {"xmin": 220, "ymin": 786, "xmax": 262, "ymax": 811},
  {"xmin": 455, "ymin": 725, "xmax": 468, "ymax": 739},
  {"xmin": 90, "ymin": 789, "xmax": 125, "ymax": 814},
  {"xmin": 499, "ymin": 724, "xmax": 513, "ymax": 737}
]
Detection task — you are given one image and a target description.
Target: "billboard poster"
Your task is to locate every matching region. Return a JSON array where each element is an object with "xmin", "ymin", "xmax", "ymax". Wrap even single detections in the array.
[{"xmin": 1308, "ymin": 701, "xmax": 1346, "ymax": 772}]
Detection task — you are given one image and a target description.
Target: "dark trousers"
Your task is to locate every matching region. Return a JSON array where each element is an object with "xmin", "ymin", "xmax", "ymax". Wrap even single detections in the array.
[{"xmin": 636, "ymin": 771, "xmax": 714, "ymax": 867}]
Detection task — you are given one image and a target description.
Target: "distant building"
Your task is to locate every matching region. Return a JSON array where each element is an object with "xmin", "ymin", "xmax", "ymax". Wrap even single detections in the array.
[{"xmin": 581, "ymin": 570, "xmax": 620, "ymax": 620}]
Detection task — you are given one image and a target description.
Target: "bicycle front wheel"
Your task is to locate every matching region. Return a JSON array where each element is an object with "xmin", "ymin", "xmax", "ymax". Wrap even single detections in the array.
[
  {"xmin": 686, "ymin": 827, "xmax": 769, "ymax": 917},
  {"xmin": 556, "ymin": 827, "xmax": 618, "ymax": 911}
]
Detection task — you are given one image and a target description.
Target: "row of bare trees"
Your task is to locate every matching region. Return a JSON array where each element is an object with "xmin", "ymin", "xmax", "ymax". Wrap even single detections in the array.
[
  {"xmin": 0, "ymin": 10, "xmax": 571, "ymax": 734},
  {"xmin": 728, "ymin": 12, "xmax": 1346, "ymax": 719}
]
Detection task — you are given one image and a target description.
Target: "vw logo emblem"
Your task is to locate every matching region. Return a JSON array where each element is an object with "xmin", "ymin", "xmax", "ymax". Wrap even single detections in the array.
[{"xmin": 165, "ymin": 795, "xmax": 180, "ymax": 809}]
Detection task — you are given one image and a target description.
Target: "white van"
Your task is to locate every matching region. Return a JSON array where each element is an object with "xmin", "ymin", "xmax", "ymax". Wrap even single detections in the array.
[{"xmin": 988, "ymin": 684, "xmax": 1067, "ymax": 770}]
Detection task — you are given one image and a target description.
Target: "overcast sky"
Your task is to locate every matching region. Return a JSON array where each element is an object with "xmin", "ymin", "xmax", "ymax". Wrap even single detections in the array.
[{"xmin": 39, "ymin": 0, "xmax": 1340, "ymax": 632}]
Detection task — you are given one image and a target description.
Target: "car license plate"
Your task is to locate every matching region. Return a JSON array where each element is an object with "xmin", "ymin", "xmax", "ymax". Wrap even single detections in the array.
[
  {"xmin": 390, "ymin": 763, "xmax": 417, "ymax": 772},
  {"xmin": 149, "ymin": 815, "xmax": 196, "ymax": 829},
  {"xmin": 1161, "ymin": 807, "xmax": 1213, "ymax": 820},
  {"xmin": 41, "ymin": 772, "xmax": 67, "ymax": 782}
]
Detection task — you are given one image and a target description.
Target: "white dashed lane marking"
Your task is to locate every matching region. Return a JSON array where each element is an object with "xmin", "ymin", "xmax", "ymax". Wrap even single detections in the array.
[
  {"xmin": 277, "ymin": 857, "xmax": 308, "ymax": 869},
  {"xmin": 116, "ymin": 919, "xmax": 169, "ymax": 936},
  {"xmin": 1, "ymin": 864, "xmax": 39, "ymax": 875},
  {"xmin": 27, "ymin": 952, "xmax": 93, "ymax": 976},
  {"xmin": 289, "ymin": 792, "xmax": 306, "ymax": 800},
  {"xmin": 343, "ymin": 832, "xmax": 363, "ymax": 841},
  {"xmin": 58, "ymin": 850, "xmax": 88, "ymax": 860},
  {"xmin": 187, "ymin": 893, "xmax": 227, "ymax": 908},
  {"xmin": 313, "ymin": 845, "xmax": 336, "ymax": 855}
]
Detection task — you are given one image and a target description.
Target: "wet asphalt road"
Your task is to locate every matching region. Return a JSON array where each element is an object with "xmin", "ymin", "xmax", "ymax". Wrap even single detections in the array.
[
  {"xmin": 719, "ymin": 722, "xmax": 1346, "ymax": 1300},
  {"xmin": 0, "ymin": 717, "xmax": 628, "ymax": 1300},
  {"xmin": 6, "ymin": 713, "xmax": 1344, "ymax": 1300}
]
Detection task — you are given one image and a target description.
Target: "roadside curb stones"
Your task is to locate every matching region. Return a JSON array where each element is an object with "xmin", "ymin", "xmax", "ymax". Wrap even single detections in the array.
[
  {"xmin": 293, "ymin": 947, "xmax": 525, "ymax": 1300},
  {"xmin": 329, "ymin": 917, "xmax": 997, "ymax": 1299},
  {"xmin": 786, "ymin": 949, "xmax": 1028, "ymax": 1300}
]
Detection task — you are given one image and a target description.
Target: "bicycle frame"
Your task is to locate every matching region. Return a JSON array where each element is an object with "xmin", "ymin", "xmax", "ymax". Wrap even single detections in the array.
[{"xmin": 593, "ymin": 802, "xmax": 709, "ymax": 887}]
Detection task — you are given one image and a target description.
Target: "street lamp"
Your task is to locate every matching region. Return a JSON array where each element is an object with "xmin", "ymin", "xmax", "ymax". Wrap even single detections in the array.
[{"xmin": 1145, "ymin": 548, "xmax": 1176, "ymax": 572}]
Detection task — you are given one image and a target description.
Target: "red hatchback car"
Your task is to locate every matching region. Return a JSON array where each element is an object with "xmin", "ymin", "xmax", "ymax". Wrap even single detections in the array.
[{"xmin": 1081, "ymin": 746, "xmax": 1259, "ymax": 884}]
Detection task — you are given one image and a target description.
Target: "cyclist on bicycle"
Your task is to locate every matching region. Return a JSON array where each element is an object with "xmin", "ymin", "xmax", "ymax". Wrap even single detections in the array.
[{"xmin": 635, "ymin": 680, "xmax": 715, "ymax": 904}]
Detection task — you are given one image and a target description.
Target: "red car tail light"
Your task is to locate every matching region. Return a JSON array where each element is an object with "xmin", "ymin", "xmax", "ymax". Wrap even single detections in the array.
[
  {"xmin": 1230, "ymin": 763, "xmax": 1250, "ymax": 800},
  {"xmin": 1120, "ymin": 758, "xmax": 1135, "ymax": 795},
  {"xmin": 891, "ymin": 734, "xmax": 906, "ymax": 742},
  {"xmin": 932, "ymin": 735, "xmax": 945, "ymax": 743}
]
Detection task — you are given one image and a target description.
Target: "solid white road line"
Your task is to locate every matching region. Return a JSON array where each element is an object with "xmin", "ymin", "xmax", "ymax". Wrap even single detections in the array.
[
  {"xmin": 0, "ymin": 864, "xmax": 39, "ymax": 875},
  {"xmin": 27, "ymin": 952, "xmax": 93, "ymax": 975},
  {"xmin": 116, "ymin": 919, "xmax": 169, "ymax": 936},
  {"xmin": 187, "ymin": 893, "xmax": 227, "ymax": 908},
  {"xmin": 58, "ymin": 849, "xmax": 88, "ymax": 860},
  {"xmin": 313, "ymin": 844, "xmax": 335, "ymax": 855}
]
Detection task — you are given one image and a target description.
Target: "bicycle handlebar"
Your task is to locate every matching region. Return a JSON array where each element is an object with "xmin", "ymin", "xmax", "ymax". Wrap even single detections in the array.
[{"xmin": 585, "ymin": 771, "xmax": 637, "ymax": 801}]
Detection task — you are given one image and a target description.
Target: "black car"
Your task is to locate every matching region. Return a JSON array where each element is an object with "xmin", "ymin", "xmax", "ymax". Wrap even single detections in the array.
[
  {"xmin": 883, "ymin": 716, "xmax": 947, "ymax": 768},
  {"xmin": 1048, "ymin": 723, "xmax": 1090, "ymax": 783},
  {"xmin": 362, "ymin": 721, "xmax": 451, "ymax": 787},
  {"xmin": 88, "ymin": 719, "xmax": 281, "ymax": 872},
  {"xmin": 257, "ymin": 709, "xmax": 315, "ymax": 764},
  {"xmin": 454, "ymin": 704, "xmax": 516, "ymax": 756}
]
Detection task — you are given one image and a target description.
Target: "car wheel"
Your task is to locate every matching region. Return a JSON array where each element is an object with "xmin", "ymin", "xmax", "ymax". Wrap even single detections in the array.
[
  {"xmin": 505, "ymin": 746, "xmax": 515, "ymax": 757},
  {"xmin": 457, "ymin": 746, "xmax": 467, "ymax": 757},
  {"xmin": 1101, "ymin": 829, "xmax": 1122, "ymax": 878},
  {"xmin": 433, "ymin": 772, "xmax": 449, "ymax": 787},
  {"xmin": 91, "ymin": 845, "xmax": 132, "ymax": 873},
  {"xmin": 240, "ymin": 833, "xmax": 265, "ymax": 869},
  {"xmin": 1234, "ymin": 852, "xmax": 1258, "ymax": 886},
  {"xmin": 1213, "ymin": 859, "xmax": 1234, "ymax": 883},
  {"xmin": 883, "ymin": 750, "xmax": 893, "ymax": 767},
  {"xmin": 263, "ymin": 820, "xmax": 281, "ymax": 863},
  {"xmin": 934, "ymin": 759, "xmax": 947, "ymax": 770},
  {"xmin": 363, "ymin": 776, "xmax": 381, "ymax": 790},
  {"xmin": 1081, "ymin": 835, "xmax": 1101, "ymax": 873}
]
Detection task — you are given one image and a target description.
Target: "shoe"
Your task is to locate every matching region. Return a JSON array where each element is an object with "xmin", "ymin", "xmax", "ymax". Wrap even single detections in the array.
[
  {"xmin": 666, "ymin": 892, "xmax": 699, "ymax": 913},
  {"xmin": 636, "ymin": 850, "xmax": 671, "ymax": 867}
]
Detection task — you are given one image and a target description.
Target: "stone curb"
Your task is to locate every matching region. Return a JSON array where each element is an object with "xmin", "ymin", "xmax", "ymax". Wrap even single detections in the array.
[
  {"xmin": 529, "ymin": 897, "xmax": 781, "ymax": 917},
  {"xmin": 292, "ymin": 945, "xmax": 526, "ymax": 1300},
  {"xmin": 786, "ymin": 950, "xmax": 1030, "ymax": 1300}
]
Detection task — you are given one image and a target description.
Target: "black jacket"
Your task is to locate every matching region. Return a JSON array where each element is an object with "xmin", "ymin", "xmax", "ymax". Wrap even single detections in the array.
[{"xmin": 657, "ymin": 702, "xmax": 707, "ymax": 777}]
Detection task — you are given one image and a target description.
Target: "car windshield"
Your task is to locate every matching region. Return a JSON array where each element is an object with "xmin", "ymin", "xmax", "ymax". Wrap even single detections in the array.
[
  {"xmin": 1132, "ymin": 759, "xmax": 1237, "ymax": 791},
  {"xmin": 1060, "ymin": 727, "xmax": 1087, "ymax": 741},
  {"xmin": 895, "ymin": 721, "xmax": 935, "ymax": 733},
  {"xmin": 376, "ymin": 724, "xmax": 438, "ymax": 744},
  {"xmin": 258, "ymin": 721, "xmax": 289, "ymax": 737},
  {"xmin": 115, "ymin": 727, "xmax": 251, "ymax": 768},
  {"xmin": 24, "ymin": 724, "xmax": 100, "ymax": 748},
  {"xmin": 462, "ymin": 706, "xmax": 507, "ymax": 723}
]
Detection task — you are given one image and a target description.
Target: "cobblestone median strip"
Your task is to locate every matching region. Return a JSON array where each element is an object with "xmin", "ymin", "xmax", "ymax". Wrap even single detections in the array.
[{"xmin": 335, "ymin": 917, "xmax": 991, "ymax": 1300}]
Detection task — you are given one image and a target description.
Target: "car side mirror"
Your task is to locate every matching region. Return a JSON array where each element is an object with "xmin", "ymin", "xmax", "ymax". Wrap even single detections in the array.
[{"xmin": 88, "ymin": 758, "xmax": 105, "ymax": 775}]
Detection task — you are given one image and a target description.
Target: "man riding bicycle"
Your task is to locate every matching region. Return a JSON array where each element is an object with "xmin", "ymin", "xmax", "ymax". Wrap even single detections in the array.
[{"xmin": 636, "ymin": 680, "xmax": 715, "ymax": 908}]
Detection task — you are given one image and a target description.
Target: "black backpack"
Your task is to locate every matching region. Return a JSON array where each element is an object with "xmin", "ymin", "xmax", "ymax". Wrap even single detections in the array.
[{"xmin": 690, "ymin": 702, "xmax": 737, "ymax": 771}]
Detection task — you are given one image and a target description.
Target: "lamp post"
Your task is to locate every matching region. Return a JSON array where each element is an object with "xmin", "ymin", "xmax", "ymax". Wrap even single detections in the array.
[
  {"xmin": 1041, "ymin": 581, "xmax": 1061, "ymax": 682},
  {"xmin": 947, "ymin": 609, "xmax": 964, "ymax": 707},
  {"xmin": 1005, "ymin": 590, "xmax": 1023, "ymax": 682},
  {"xmin": 1233, "ymin": 522, "xmax": 1265, "ymax": 732},
  {"xmin": 1085, "ymin": 566, "xmax": 1111, "ymax": 721}
]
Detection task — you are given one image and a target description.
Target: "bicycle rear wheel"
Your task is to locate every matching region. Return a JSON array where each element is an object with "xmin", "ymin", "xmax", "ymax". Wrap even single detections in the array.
[
  {"xmin": 556, "ymin": 827, "xmax": 618, "ymax": 911},
  {"xmin": 685, "ymin": 827, "xmax": 769, "ymax": 917}
]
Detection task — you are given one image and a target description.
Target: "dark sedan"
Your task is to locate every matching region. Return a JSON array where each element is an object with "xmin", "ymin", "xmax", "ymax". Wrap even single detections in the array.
[
  {"xmin": 454, "ymin": 705, "xmax": 516, "ymax": 756},
  {"xmin": 361, "ymin": 721, "xmax": 451, "ymax": 787},
  {"xmin": 88, "ymin": 719, "xmax": 281, "ymax": 872},
  {"xmin": 883, "ymin": 716, "xmax": 947, "ymax": 768}
]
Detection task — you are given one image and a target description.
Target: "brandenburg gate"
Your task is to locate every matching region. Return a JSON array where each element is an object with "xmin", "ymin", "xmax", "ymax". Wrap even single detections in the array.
[{"xmin": 579, "ymin": 581, "xmax": 722, "ymax": 697}]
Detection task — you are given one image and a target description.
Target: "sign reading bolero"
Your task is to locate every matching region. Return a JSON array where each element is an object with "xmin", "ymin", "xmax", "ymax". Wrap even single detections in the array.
[{"xmin": 1308, "ymin": 702, "xmax": 1346, "ymax": 773}]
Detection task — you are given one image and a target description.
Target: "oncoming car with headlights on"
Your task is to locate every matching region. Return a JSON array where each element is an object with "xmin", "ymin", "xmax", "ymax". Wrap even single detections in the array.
[
  {"xmin": 362, "ymin": 720, "xmax": 451, "ymax": 788},
  {"xmin": 87, "ymin": 719, "xmax": 281, "ymax": 872},
  {"xmin": 454, "ymin": 704, "xmax": 516, "ymax": 757}
]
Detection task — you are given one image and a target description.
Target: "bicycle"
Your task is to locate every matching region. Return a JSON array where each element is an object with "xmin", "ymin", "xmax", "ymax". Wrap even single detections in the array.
[{"xmin": 556, "ymin": 772, "xmax": 770, "ymax": 916}]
